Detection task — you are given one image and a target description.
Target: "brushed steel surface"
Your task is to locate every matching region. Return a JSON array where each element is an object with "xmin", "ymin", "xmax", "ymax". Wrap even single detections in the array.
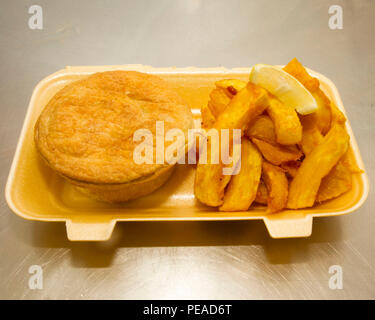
[{"xmin": 0, "ymin": 0, "xmax": 374, "ymax": 299}]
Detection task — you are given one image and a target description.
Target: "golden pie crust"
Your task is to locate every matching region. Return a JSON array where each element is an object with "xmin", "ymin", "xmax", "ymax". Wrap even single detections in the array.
[{"xmin": 35, "ymin": 71, "xmax": 193, "ymax": 201}]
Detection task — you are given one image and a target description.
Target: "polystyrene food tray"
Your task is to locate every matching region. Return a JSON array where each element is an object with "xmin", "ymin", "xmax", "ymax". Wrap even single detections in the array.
[{"xmin": 5, "ymin": 65, "xmax": 369, "ymax": 240}]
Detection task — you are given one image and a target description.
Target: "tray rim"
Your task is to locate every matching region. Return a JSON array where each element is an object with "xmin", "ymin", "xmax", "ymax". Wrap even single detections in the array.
[{"xmin": 5, "ymin": 65, "xmax": 370, "ymax": 240}]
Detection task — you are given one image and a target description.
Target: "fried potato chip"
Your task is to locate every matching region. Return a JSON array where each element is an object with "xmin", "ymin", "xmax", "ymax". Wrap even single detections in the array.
[
  {"xmin": 201, "ymin": 102, "xmax": 216, "ymax": 128},
  {"xmin": 341, "ymin": 148, "xmax": 363, "ymax": 173},
  {"xmin": 267, "ymin": 96, "xmax": 302, "ymax": 145},
  {"xmin": 219, "ymin": 139, "xmax": 262, "ymax": 211},
  {"xmin": 251, "ymin": 138, "xmax": 303, "ymax": 165},
  {"xmin": 287, "ymin": 124, "xmax": 350, "ymax": 209},
  {"xmin": 317, "ymin": 161, "xmax": 352, "ymax": 202},
  {"xmin": 283, "ymin": 58, "xmax": 331, "ymax": 134},
  {"xmin": 208, "ymin": 87, "xmax": 231, "ymax": 117},
  {"xmin": 255, "ymin": 179, "xmax": 268, "ymax": 205},
  {"xmin": 330, "ymin": 101, "xmax": 346, "ymax": 125},
  {"xmin": 195, "ymin": 83, "xmax": 268, "ymax": 207},
  {"xmin": 317, "ymin": 147, "xmax": 362, "ymax": 202},
  {"xmin": 299, "ymin": 100, "xmax": 356, "ymax": 202},
  {"xmin": 215, "ymin": 79, "xmax": 247, "ymax": 96},
  {"xmin": 214, "ymin": 82, "xmax": 268, "ymax": 131},
  {"xmin": 299, "ymin": 114, "xmax": 324, "ymax": 155},
  {"xmin": 280, "ymin": 160, "xmax": 301, "ymax": 178},
  {"xmin": 262, "ymin": 161, "xmax": 289, "ymax": 213},
  {"xmin": 202, "ymin": 80, "xmax": 251, "ymax": 128},
  {"xmin": 299, "ymin": 104, "xmax": 356, "ymax": 202},
  {"xmin": 194, "ymin": 133, "xmax": 232, "ymax": 207},
  {"xmin": 283, "ymin": 58, "xmax": 320, "ymax": 92},
  {"xmin": 312, "ymin": 89, "xmax": 332, "ymax": 134},
  {"xmin": 245, "ymin": 115, "xmax": 277, "ymax": 144}
]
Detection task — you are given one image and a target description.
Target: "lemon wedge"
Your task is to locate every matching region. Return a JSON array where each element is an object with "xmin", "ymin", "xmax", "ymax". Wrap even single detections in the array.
[{"xmin": 249, "ymin": 64, "xmax": 317, "ymax": 115}]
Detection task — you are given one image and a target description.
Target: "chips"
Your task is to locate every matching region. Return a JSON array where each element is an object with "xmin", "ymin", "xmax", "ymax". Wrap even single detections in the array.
[
  {"xmin": 251, "ymin": 138, "xmax": 303, "ymax": 165},
  {"xmin": 283, "ymin": 58, "xmax": 320, "ymax": 92},
  {"xmin": 202, "ymin": 79, "xmax": 248, "ymax": 128},
  {"xmin": 245, "ymin": 115, "xmax": 277, "ymax": 144},
  {"xmin": 262, "ymin": 162, "xmax": 289, "ymax": 213},
  {"xmin": 214, "ymin": 82, "xmax": 268, "ymax": 131},
  {"xmin": 208, "ymin": 88, "xmax": 231, "ymax": 117},
  {"xmin": 215, "ymin": 79, "xmax": 247, "ymax": 96},
  {"xmin": 312, "ymin": 89, "xmax": 332, "ymax": 135},
  {"xmin": 341, "ymin": 149, "xmax": 363, "ymax": 174},
  {"xmin": 201, "ymin": 102, "xmax": 216, "ymax": 128},
  {"xmin": 299, "ymin": 114, "xmax": 324, "ymax": 155},
  {"xmin": 255, "ymin": 179, "xmax": 268, "ymax": 205},
  {"xmin": 194, "ymin": 133, "xmax": 233, "ymax": 207},
  {"xmin": 220, "ymin": 139, "xmax": 262, "ymax": 211},
  {"xmin": 317, "ymin": 161, "xmax": 352, "ymax": 202},
  {"xmin": 316, "ymin": 149, "xmax": 362, "ymax": 202},
  {"xmin": 330, "ymin": 101, "xmax": 347, "ymax": 125},
  {"xmin": 287, "ymin": 124, "xmax": 350, "ymax": 209},
  {"xmin": 196, "ymin": 58, "xmax": 361, "ymax": 213},
  {"xmin": 266, "ymin": 96, "xmax": 302, "ymax": 145},
  {"xmin": 283, "ymin": 58, "xmax": 331, "ymax": 134},
  {"xmin": 195, "ymin": 83, "xmax": 268, "ymax": 207},
  {"xmin": 280, "ymin": 160, "xmax": 301, "ymax": 178}
]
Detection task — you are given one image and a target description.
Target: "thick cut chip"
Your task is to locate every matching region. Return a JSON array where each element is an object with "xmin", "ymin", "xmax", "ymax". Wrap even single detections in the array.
[
  {"xmin": 317, "ymin": 161, "xmax": 352, "ymax": 202},
  {"xmin": 208, "ymin": 88, "xmax": 232, "ymax": 117},
  {"xmin": 246, "ymin": 115, "xmax": 277, "ymax": 144},
  {"xmin": 267, "ymin": 96, "xmax": 302, "ymax": 145},
  {"xmin": 341, "ymin": 149, "xmax": 363, "ymax": 174},
  {"xmin": 299, "ymin": 114, "xmax": 324, "ymax": 155},
  {"xmin": 283, "ymin": 58, "xmax": 320, "ymax": 92},
  {"xmin": 215, "ymin": 79, "xmax": 247, "ymax": 96},
  {"xmin": 330, "ymin": 101, "xmax": 346, "ymax": 125},
  {"xmin": 283, "ymin": 58, "xmax": 331, "ymax": 134},
  {"xmin": 262, "ymin": 162, "xmax": 289, "ymax": 213},
  {"xmin": 194, "ymin": 134, "xmax": 233, "ymax": 207},
  {"xmin": 312, "ymin": 89, "xmax": 332, "ymax": 134},
  {"xmin": 201, "ymin": 102, "xmax": 216, "ymax": 128},
  {"xmin": 280, "ymin": 160, "xmax": 301, "ymax": 178},
  {"xmin": 251, "ymin": 138, "xmax": 303, "ymax": 165},
  {"xmin": 287, "ymin": 124, "xmax": 350, "ymax": 209},
  {"xmin": 317, "ymin": 149, "xmax": 361, "ymax": 203},
  {"xmin": 255, "ymin": 180, "xmax": 268, "ymax": 205},
  {"xmin": 214, "ymin": 82, "xmax": 268, "ymax": 131},
  {"xmin": 220, "ymin": 139, "xmax": 262, "ymax": 211},
  {"xmin": 298, "ymin": 100, "xmax": 355, "ymax": 203},
  {"xmin": 195, "ymin": 83, "xmax": 268, "ymax": 207},
  {"xmin": 299, "ymin": 104, "xmax": 355, "ymax": 203}
]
